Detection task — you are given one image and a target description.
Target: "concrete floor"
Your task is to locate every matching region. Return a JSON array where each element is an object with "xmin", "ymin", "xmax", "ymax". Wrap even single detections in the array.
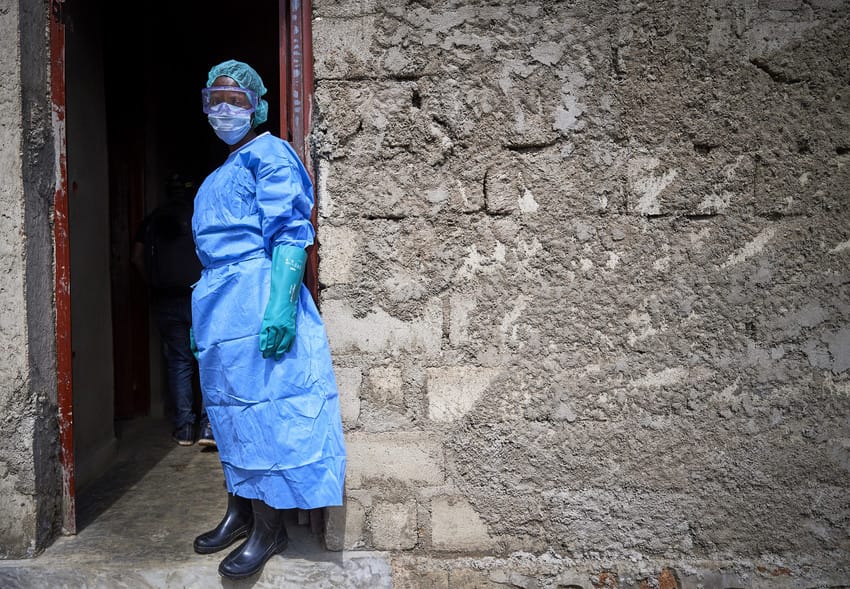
[{"xmin": 0, "ymin": 416, "xmax": 392, "ymax": 588}]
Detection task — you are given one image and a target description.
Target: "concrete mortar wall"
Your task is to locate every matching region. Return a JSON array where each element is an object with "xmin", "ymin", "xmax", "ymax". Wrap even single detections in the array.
[
  {"xmin": 0, "ymin": 0, "xmax": 61, "ymax": 558},
  {"xmin": 21, "ymin": 0, "xmax": 62, "ymax": 554},
  {"xmin": 311, "ymin": 0, "xmax": 850, "ymax": 584}
]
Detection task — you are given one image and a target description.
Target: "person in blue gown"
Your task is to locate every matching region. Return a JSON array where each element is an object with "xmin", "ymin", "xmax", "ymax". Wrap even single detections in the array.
[{"xmin": 189, "ymin": 59, "xmax": 346, "ymax": 580}]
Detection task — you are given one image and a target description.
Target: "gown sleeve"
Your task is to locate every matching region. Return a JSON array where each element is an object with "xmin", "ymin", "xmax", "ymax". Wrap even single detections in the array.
[{"xmin": 253, "ymin": 138, "xmax": 315, "ymax": 252}]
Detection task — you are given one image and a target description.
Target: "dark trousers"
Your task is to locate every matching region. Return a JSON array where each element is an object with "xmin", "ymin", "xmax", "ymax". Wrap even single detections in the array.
[{"xmin": 151, "ymin": 293, "xmax": 203, "ymax": 429}]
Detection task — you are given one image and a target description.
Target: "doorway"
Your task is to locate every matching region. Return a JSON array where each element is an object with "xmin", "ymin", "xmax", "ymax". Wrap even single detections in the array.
[
  {"xmin": 59, "ymin": 0, "xmax": 313, "ymax": 533},
  {"xmin": 100, "ymin": 1, "xmax": 282, "ymax": 426}
]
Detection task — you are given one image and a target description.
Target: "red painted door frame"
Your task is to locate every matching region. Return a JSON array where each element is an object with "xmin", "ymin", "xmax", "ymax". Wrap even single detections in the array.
[
  {"xmin": 50, "ymin": 0, "xmax": 76, "ymax": 535},
  {"xmin": 280, "ymin": 0, "xmax": 320, "ymax": 307}
]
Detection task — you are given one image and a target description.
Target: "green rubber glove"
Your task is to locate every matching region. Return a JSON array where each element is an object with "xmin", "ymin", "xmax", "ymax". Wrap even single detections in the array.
[
  {"xmin": 189, "ymin": 327, "xmax": 199, "ymax": 360},
  {"xmin": 259, "ymin": 244, "xmax": 307, "ymax": 360}
]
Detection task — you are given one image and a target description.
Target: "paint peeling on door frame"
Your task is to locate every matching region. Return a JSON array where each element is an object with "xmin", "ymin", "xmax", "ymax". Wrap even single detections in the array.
[{"xmin": 50, "ymin": 0, "xmax": 76, "ymax": 535}]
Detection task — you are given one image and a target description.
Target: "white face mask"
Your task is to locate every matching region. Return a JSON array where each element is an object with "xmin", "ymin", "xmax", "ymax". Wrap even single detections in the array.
[{"xmin": 207, "ymin": 103, "xmax": 252, "ymax": 145}]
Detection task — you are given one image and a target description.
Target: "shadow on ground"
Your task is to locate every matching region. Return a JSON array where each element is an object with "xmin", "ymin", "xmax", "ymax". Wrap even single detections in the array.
[{"xmin": 0, "ymin": 416, "xmax": 393, "ymax": 588}]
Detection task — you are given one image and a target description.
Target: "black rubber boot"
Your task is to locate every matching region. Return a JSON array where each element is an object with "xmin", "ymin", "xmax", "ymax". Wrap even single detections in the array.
[
  {"xmin": 218, "ymin": 499, "xmax": 289, "ymax": 579},
  {"xmin": 193, "ymin": 493, "xmax": 253, "ymax": 554}
]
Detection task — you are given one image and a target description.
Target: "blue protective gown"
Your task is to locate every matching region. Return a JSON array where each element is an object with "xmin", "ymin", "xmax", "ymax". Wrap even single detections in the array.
[{"xmin": 191, "ymin": 132, "xmax": 346, "ymax": 509}]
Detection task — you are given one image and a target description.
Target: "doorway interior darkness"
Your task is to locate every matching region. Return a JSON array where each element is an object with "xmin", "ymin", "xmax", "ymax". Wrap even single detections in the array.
[
  {"xmin": 102, "ymin": 1, "xmax": 281, "ymax": 422},
  {"xmin": 65, "ymin": 0, "xmax": 279, "ymax": 494}
]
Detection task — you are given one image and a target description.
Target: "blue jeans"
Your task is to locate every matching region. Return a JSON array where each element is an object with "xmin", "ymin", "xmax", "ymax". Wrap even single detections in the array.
[{"xmin": 151, "ymin": 293, "xmax": 203, "ymax": 430}]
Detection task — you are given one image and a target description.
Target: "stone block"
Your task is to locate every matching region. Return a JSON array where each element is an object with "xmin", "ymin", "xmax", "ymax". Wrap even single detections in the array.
[
  {"xmin": 345, "ymin": 432, "xmax": 444, "ymax": 488},
  {"xmin": 334, "ymin": 366, "xmax": 362, "ymax": 428},
  {"xmin": 324, "ymin": 299, "xmax": 442, "ymax": 355},
  {"xmin": 312, "ymin": 15, "xmax": 379, "ymax": 79},
  {"xmin": 427, "ymin": 366, "xmax": 497, "ymax": 422},
  {"xmin": 448, "ymin": 294, "xmax": 476, "ymax": 346},
  {"xmin": 319, "ymin": 226, "xmax": 358, "ymax": 286},
  {"xmin": 324, "ymin": 497, "xmax": 367, "ymax": 551},
  {"xmin": 680, "ymin": 571, "xmax": 750, "ymax": 589},
  {"xmin": 369, "ymin": 501, "xmax": 417, "ymax": 550},
  {"xmin": 391, "ymin": 565, "xmax": 449, "ymax": 589},
  {"xmin": 364, "ymin": 366, "xmax": 404, "ymax": 408},
  {"xmin": 430, "ymin": 496, "xmax": 495, "ymax": 551}
]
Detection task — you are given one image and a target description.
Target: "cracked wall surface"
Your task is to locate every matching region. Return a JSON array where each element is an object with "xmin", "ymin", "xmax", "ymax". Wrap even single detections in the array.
[
  {"xmin": 0, "ymin": 0, "xmax": 62, "ymax": 558},
  {"xmin": 311, "ymin": 0, "xmax": 850, "ymax": 584}
]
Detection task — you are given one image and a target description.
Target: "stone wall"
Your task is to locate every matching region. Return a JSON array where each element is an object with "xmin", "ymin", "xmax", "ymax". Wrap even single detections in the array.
[{"xmin": 311, "ymin": 0, "xmax": 849, "ymax": 584}]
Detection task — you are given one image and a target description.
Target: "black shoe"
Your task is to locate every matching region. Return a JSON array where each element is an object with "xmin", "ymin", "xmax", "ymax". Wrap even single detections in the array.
[
  {"xmin": 218, "ymin": 500, "xmax": 288, "ymax": 579},
  {"xmin": 172, "ymin": 423, "xmax": 194, "ymax": 446},
  {"xmin": 197, "ymin": 419, "xmax": 216, "ymax": 447},
  {"xmin": 194, "ymin": 493, "xmax": 253, "ymax": 554}
]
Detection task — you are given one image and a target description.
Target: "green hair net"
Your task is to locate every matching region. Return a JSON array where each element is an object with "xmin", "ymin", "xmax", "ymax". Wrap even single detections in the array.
[{"xmin": 206, "ymin": 59, "xmax": 269, "ymax": 128}]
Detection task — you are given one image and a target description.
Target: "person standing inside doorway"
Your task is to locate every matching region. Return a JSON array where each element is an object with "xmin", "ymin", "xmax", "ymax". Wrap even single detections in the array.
[
  {"xmin": 132, "ymin": 174, "xmax": 214, "ymax": 447},
  {"xmin": 189, "ymin": 59, "xmax": 346, "ymax": 580}
]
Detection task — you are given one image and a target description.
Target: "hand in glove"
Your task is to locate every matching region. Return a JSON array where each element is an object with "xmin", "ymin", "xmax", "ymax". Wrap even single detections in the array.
[
  {"xmin": 259, "ymin": 244, "xmax": 307, "ymax": 360},
  {"xmin": 189, "ymin": 327, "xmax": 199, "ymax": 361}
]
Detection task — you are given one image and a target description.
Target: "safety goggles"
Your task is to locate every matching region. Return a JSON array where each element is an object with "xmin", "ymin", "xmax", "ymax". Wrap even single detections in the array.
[{"xmin": 201, "ymin": 86, "xmax": 258, "ymax": 114}]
